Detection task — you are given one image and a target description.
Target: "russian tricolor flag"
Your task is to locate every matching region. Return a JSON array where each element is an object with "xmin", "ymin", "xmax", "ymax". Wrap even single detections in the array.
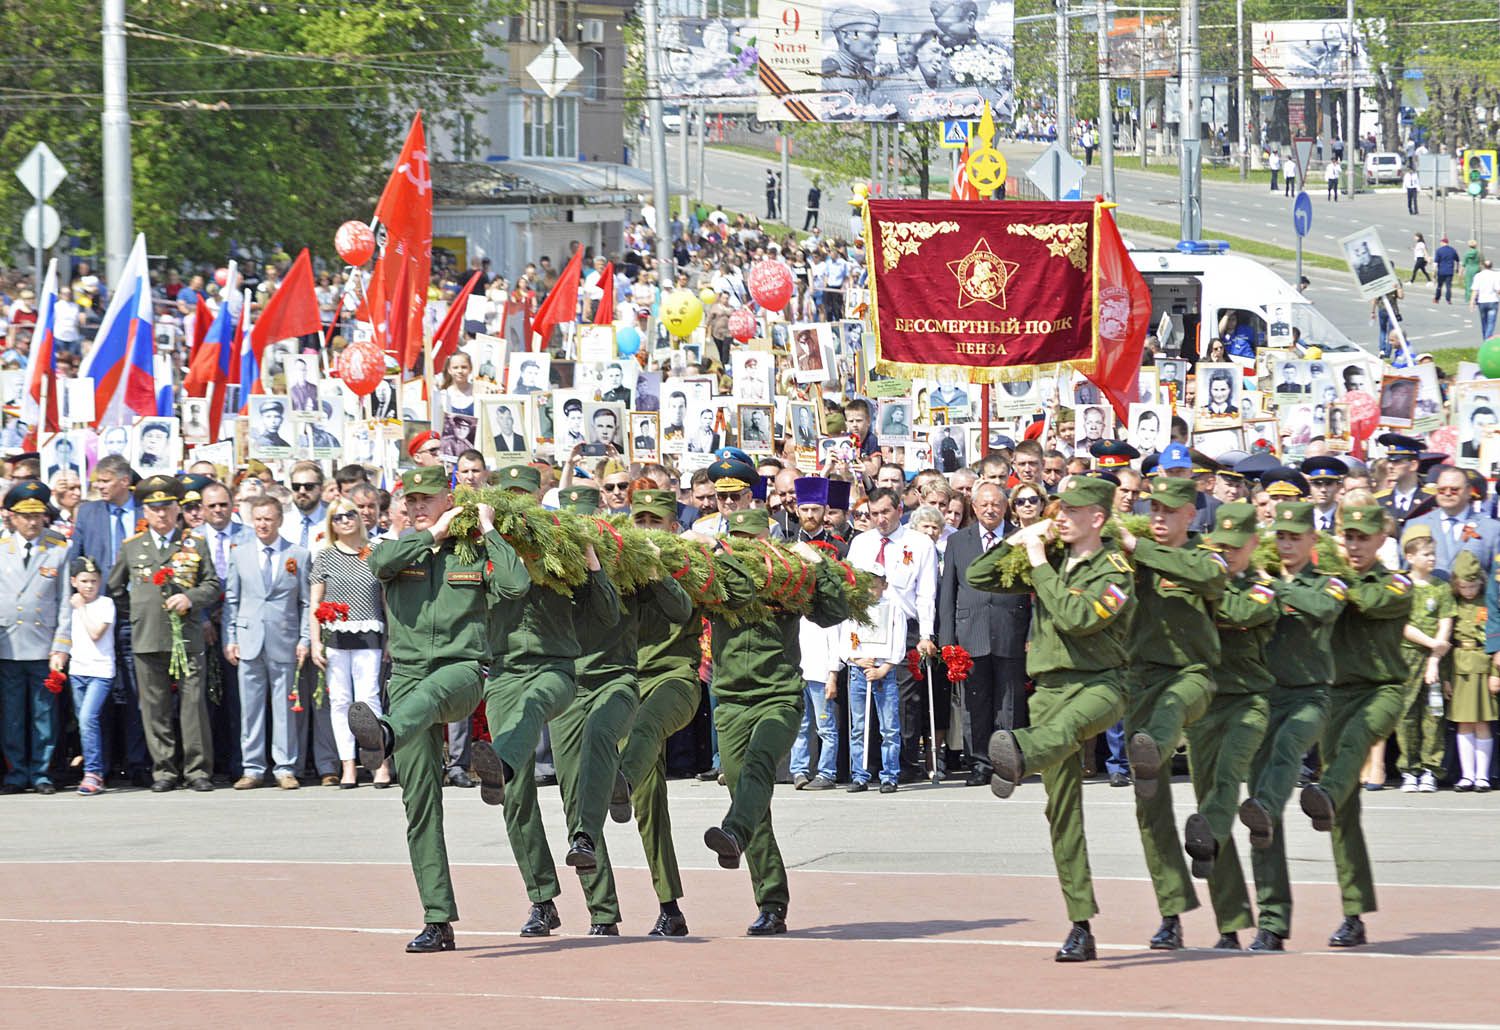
[
  {"xmin": 20, "ymin": 258, "xmax": 60, "ymax": 434},
  {"xmin": 78, "ymin": 233, "xmax": 166, "ymax": 427},
  {"xmin": 184, "ymin": 261, "xmax": 240, "ymax": 440}
]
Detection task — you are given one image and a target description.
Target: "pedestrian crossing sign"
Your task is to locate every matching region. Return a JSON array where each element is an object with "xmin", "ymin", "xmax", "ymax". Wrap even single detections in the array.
[{"xmin": 941, "ymin": 120, "xmax": 972, "ymax": 149}]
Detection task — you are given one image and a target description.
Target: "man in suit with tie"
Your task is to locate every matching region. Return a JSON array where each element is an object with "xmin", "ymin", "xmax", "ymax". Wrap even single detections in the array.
[
  {"xmin": 106, "ymin": 476, "xmax": 221, "ymax": 792},
  {"xmin": 1375, "ymin": 433, "xmax": 1425, "ymax": 524},
  {"xmin": 69, "ymin": 453, "xmax": 150, "ymax": 785},
  {"xmin": 491, "ymin": 404, "xmax": 526, "ymax": 453},
  {"xmin": 0, "ymin": 482, "xmax": 73, "ymax": 794},
  {"xmin": 196, "ymin": 480, "xmax": 249, "ymax": 779},
  {"xmin": 281, "ymin": 461, "xmax": 337, "ymax": 785},
  {"xmin": 939, "ymin": 482, "xmax": 1033, "ymax": 786},
  {"xmin": 1303, "ymin": 456, "xmax": 1347, "ymax": 532},
  {"xmin": 1402, "ymin": 465, "xmax": 1500, "ymax": 577},
  {"xmin": 224, "ymin": 496, "xmax": 312, "ymax": 789}
]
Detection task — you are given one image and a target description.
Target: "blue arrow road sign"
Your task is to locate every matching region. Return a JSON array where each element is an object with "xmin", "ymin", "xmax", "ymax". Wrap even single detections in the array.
[{"xmin": 1293, "ymin": 191, "xmax": 1313, "ymax": 238}]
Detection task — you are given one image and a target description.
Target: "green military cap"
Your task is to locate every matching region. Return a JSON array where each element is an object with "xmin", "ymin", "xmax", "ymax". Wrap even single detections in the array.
[
  {"xmin": 1268, "ymin": 500, "xmax": 1316, "ymax": 534},
  {"xmin": 134, "ymin": 474, "xmax": 182, "ymax": 507},
  {"xmin": 560, "ymin": 485, "xmax": 600, "ymax": 515},
  {"xmin": 498, "ymin": 463, "xmax": 541, "ymax": 494},
  {"xmin": 1206, "ymin": 501, "xmax": 1258, "ymax": 548},
  {"xmin": 4, "ymin": 480, "xmax": 54, "ymax": 516},
  {"xmin": 631, "ymin": 488, "xmax": 677, "ymax": 521},
  {"xmin": 1399, "ymin": 523, "xmax": 1433, "ymax": 549},
  {"xmin": 178, "ymin": 473, "xmax": 213, "ymax": 505},
  {"xmin": 1340, "ymin": 503, "xmax": 1387, "ymax": 534},
  {"xmin": 726, "ymin": 507, "xmax": 770, "ymax": 537},
  {"xmin": 404, "ymin": 465, "xmax": 450, "ymax": 497},
  {"xmin": 1452, "ymin": 550, "xmax": 1483, "ymax": 583},
  {"xmin": 1148, "ymin": 476, "xmax": 1198, "ymax": 509},
  {"xmin": 828, "ymin": 6, "xmax": 880, "ymax": 33},
  {"xmin": 245, "ymin": 458, "xmax": 271, "ymax": 479},
  {"xmin": 1056, "ymin": 474, "xmax": 1115, "ymax": 510}
]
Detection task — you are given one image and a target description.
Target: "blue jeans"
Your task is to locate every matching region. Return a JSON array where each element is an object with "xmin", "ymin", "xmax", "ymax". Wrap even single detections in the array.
[
  {"xmin": 0, "ymin": 659, "xmax": 56, "ymax": 787},
  {"xmin": 72, "ymin": 675, "xmax": 114, "ymax": 777},
  {"xmin": 790, "ymin": 680, "xmax": 839, "ymax": 780},
  {"xmin": 1479, "ymin": 302, "xmax": 1498, "ymax": 341},
  {"xmin": 848, "ymin": 666, "xmax": 901, "ymax": 784},
  {"xmin": 1105, "ymin": 719, "xmax": 1129, "ymax": 776}
]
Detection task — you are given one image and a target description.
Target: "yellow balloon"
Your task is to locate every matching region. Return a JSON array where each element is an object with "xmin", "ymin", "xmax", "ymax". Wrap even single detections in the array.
[
  {"xmin": 661, "ymin": 289, "xmax": 704, "ymax": 338},
  {"xmin": 1304, "ymin": 345, "xmax": 1323, "ymax": 360},
  {"xmin": 698, "ymin": 286, "xmax": 717, "ymax": 305}
]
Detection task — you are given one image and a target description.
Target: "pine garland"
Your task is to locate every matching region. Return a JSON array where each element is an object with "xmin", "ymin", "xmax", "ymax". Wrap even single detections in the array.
[
  {"xmin": 1254, "ymin": 531, "xmax": 1353, "ymax": 579},
  {"xmin": 992, "ymin": 514, "xmax": 1150, "ymax": 590}
]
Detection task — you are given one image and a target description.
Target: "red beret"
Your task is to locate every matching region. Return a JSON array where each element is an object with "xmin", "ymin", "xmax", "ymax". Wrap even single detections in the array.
[{"xmin": 407, "ymin": 430, "xmax": 436, "ymax": 458}]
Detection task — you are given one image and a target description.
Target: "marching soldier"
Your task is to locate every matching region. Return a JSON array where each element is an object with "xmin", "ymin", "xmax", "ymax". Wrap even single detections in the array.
[
  {"xmin": 969, "ymin": 476, "xmax": 1136, "ymax": 962},
  {"xmin": 1185, "ymin": 502, "xmax": 1278, "ymax": 949},
  {"xmin": 347, "ymin": 465, "xmax": 530, "ymax": 952},
  {"xmin": 1116, "ymin": 475, "xmax": 1228, "ymax": 949},
  {"xmin": 0, "ymin": 482, "xmax": 72, "ymax": 795},
  {"xmin": 106, "ymin": 476, "xmax": 221, "ymax": 793},
  {"xmin": 1244, "ymin": 500, "xmax": 1346, "ymax": 951},
  {"xmin": 698, "ymin": 509, "xmax": 850, "ymax": 934},
  {"xmin": 1299, "ymin": 494, "xmax": 1412, "ymax": 948},
  {"xmin": 617, "ymin": 488, "xmax": 705, "ymax": 936}
]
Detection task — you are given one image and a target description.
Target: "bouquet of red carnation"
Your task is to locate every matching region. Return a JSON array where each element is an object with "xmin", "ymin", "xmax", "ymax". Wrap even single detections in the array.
[
  {"xmin": 941, "ymin": 644, "xmax": 974, "ymax": 684},
  {"xmin": 906, "ymin": 648, "xmax": 925, "ymax": 683},
  {"xmin": 152, "ymin": 567, "xmax": 191, "ymax": 683},
  {"xmin": 314, "ymin": 601, "xmax": 350, "ymax": 624},
  {"xmin": 44, "ymin": 669, "xmax": 67, "ymax": 695}
]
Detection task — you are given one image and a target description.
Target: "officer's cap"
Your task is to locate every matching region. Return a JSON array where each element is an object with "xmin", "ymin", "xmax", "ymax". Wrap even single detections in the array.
[
  {"xmin": 134, "ymin": 475, "xmax": 182, "ymax": 507},
  {"xmin": 4, "ymin": 480, "xmax": 53, "ymax": 516},
  {"xmin": 1089, "ymin": 440, "xmax": 1139, "ymax": 469}
]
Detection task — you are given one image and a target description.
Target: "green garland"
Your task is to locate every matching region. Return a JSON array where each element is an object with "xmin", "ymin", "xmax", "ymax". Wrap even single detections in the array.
[
  {"xmin": 992, "ymin": 514, "xmax": 1150, "ymax": 590},
  {"xmin": 449, "ymin": 487, "xmax": 590, "ymax": 594},
  {"xmin": 1253, "ymin": 531, "xmax": 1353, "ymax": 579}
]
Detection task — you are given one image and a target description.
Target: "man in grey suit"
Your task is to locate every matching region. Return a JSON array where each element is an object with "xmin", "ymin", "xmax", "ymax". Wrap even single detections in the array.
[
  {"xmin": 224, "ymin": 495, "xmax": 311, "ymax": 789},
  {"xmin": 0, "ymin": 482, "xmax": 72, "ymax": 794},
  {"xmin": 938, "ymin": 482, "xmax": 1032, "ymax": 786},
  {"xmin": 1403, "ymin": 465, "xmax": 1500, "ymax": 577}
]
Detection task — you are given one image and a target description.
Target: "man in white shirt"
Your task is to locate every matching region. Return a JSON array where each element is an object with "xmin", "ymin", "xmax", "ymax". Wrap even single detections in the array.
[
  {"xmin": 846, "ymin": 487, "xmax": 937, "ymax": 780},
  {"xmin": 1282, "ymin": 156, "xmax": 1297, "ymax": 197},
  {"xmin": 1404, "ymin": 167, "xmax": 1421, "ymax": 215},
  {"xmin": 1469, "ymin": 259, "xmax": 1500, "ymax": 340}
]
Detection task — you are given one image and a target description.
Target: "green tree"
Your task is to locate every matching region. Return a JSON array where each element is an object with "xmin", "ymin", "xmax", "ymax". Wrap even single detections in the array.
[{"xmin": 0, "ymin": 0, "xmax": 512, "ymax": 271}]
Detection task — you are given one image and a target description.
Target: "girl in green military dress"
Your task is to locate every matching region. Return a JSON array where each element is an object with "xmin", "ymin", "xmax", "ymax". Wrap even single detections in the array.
[{"xmin": 1446, "ymin": 552, "xmax": 1495, "ymax": 792}]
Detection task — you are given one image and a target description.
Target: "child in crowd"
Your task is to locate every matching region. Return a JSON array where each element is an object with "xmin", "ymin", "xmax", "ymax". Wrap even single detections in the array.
[
  {"xmin": 1394, "ymin": 531, "xmax": 1453, "ymax": 793},
  {"xmin": 67, "ymin": 557, "xmax": 116, "ymax": 796},
  {"xmin": 838, "ymin": 560, "xmax": 906, "ymax": 793},
  {"xmin": 1447, "ymin": 552, "xmax": 1494, "ymax": 792}
]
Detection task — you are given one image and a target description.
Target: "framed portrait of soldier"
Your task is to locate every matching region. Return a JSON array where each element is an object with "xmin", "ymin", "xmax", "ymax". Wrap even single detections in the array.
[
  {"xmin": 932, "ymin": 424, "xmax": 967, "ymax": 473},
  {"xmin": 1338, "ymin": 227, "xmax": 1399, "ymax": 299},
  {"xmin": 598, "ymin": 360, "xmax": 637, "ymax": 407},
  {"xmin": 878, "ymin": 398, "xmax": 913, "ymax": 443},
  {"xmin": 1156, "ymin": 358, "xmax": 1188, "ymax": 404},
  {"xmin": 296, "ymin": 396, "xmax": 346, "ymax": 460},
  {"xmin": 553, "ymin": 390, "xmax": 590, "ymax": 455},
  {"xmin": 788, "ymin": 400, "xmax": 819, "ymax": 450},
  {"xmin": 97, "ymin": 423, "xmax": 131, "ymax": 460},
  {"xmin": 634, "ymin": 370, "xmax": 661, "ymax": 412},
  {"xmin": 1073, "ymin": 402, "xmax": 1113, "ymax": 452},
  {"xmin": 738, "ymin": 404, "xmax": 774, "ymax": 454},
  {"xmin": 247, "ymin": 398, "xmax": 293, "ymax": 459},
  {"xmin": 483, "ymin": 396, "xmax": 531, "ymax": 462},
  {"xmin": 993, "ymin": 374, "xmax": 1043, "ymax": 417},
  {"xmin": 628, "ymin": 411, "xmax": 659, "ymax": 464},
  {"xmin": 507, "ymin": 352, "xmax": 551, "ymax": 395},
  {"xmin": 439, "ymin": 412, "xmax": 478, "ymax": 462},
  {"xmin": 1193, "ymin": 363, "xmax": 1243, "ymax": 430},
  {"xmin": 132, "ymin": 417, "xmax": 180, "ymax": 473},
  {"xmin": 1127, "ymin": 403, "xmax": 1171, "ymax": 453},
  {"xmin": 1331, "ymin": 356, "xmax": 1378, "ymax": 397},
  {"xmin": 1326, "ymin": 403, "xmax": 1353, "ymax": 452},
  {"xmin": 1412, "ymin": 363, "xmax": 1443, "ymax": 432},
  {"xmin": 42, "ymin": 431, "xmax": 86, "ymax": 486},
  {"xmin": 731, "ymin": 351, "xmax": 774, "ymax": 402},
  {"xmin": 790, "ymin": 323, "xmax": 831, "ymax": 383},
  {"xmin": 181, "ymin": 397, "xmax": 211, "ymax": 444},
  {"xmin": 685, "ymin": 400, "xmax": 733, "ymax": 454},
  {"xmin": 1271, "ymin": 357, "xmax": 1311, "ymax": 402},
  {"xmin": 1454, "ymin": 380, "xmax": 1500, "ymax": 467},
  {"xmin": 1378, "ymin": 374, "xmax": 1418, "ymax": 428},
  {"xmin": 584, "ymin": 402, "xmax": 626, "ymax": 453},
  {"xmin": 369, "ymin": 376, "xmax": 400, "ymax": 421}
]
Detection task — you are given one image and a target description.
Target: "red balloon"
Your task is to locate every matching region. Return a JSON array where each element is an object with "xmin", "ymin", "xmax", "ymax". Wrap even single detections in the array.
[
  {"xmin": 213, "ymin": 267, "xmax": 229, "ymax": 287},
  {"xmin": 728, "ymin": 308, "xmax": 757, "ymax": 342},
  {"xmin": 337, "ymin": 338, "xmax": 386, "ymax": 397},
  {"xmin": 1428, "ymin": 425, "xmax": 1458, "ymax": 459},
  {"xmin": 335, "ymin": 220, "xmax": 377, "ymax": 266},
  {"xmin": 747, "ymin": 260, "xmax": 795, "ymax": 312}
]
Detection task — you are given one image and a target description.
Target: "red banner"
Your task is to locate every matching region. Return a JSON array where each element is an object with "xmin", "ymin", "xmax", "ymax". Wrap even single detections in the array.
[{"xmin": 864, "ymin": 199, "xmax": 1100, "ymax": 383}]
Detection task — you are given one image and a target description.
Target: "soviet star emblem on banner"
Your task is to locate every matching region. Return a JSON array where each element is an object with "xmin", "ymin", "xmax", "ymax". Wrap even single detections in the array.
[{"xmin": 946, "ymin": 238, "xmax": 1020, "ymax": 310}]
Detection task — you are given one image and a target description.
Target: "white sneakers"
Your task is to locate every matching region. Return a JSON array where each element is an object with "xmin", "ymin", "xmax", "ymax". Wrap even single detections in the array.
[
  {"xmin": 1400, "ymin": 773, "xmax": 1419, "ymax": 793},
  {"xmin": 1402, "ymin": 772, "xmax": 1439, "ymax": 792}
]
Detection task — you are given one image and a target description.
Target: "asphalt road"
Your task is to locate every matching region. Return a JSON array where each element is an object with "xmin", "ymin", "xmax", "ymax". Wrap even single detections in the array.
[{"xmin": 648, "ymin": 135, "xmax": 1498, "ymax": 354}]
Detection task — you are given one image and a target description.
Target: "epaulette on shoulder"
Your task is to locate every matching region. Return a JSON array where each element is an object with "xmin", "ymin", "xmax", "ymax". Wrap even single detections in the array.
[
  {"xmin": 1373, "ymin": 489, "xmax": 1393, "ymax": 499},
  {"xmin": 124, "ymin": 531, "xmax": 148, "ymax": 543},
  {"xmin": 1106, "ymin": 551, "xmax": 1132, "ymax": 573}
]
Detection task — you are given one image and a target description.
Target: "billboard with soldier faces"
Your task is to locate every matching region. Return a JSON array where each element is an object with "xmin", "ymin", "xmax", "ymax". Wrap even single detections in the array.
[{"xmin": 757, "ymin": 0, "xmax": 1015, "ymax": 123}]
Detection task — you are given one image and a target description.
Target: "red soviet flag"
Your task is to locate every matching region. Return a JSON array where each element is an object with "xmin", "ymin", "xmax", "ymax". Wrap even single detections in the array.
[
  {"xmin": 432, "ymin": 269, "xmax": 483, "ymax": 369},
  {"xmin": 370, "ymin": 112, "xmax": 432, "ymax": 371},
  {"xmin": 593, "ymin": 261, "xmax": 615, "ymax": 325},
  {"xmin": 529, "ymin": 244, "xmax": 584, "ymax": 351},
  {"xmin": 1086, "ymin": 206, "xmax": 1152, "ymax": 421},
  {"xmin": 249, "ymin": 249, "xmax": 323, "ymax": 360}
]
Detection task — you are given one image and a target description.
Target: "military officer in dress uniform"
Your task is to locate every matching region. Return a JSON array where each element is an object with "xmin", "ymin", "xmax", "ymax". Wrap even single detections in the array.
[
  {"xmin": 1090, "ymin": 440, "xmax": 1140, "ymax": 476},
  {"xmin": 692, "ymin": 453, "xmax": 764, "ymax": 537},
  {"xmin": 0, "ymin": 481, "xmax": 73, "ymax": 794},
  {"xmin": 1375, "ymin": 433, "xmax": 1426, "ymax": 523},
  {"xmin": 1302, "ymin": 456, "xmax": 1347, "ymax": 532},
  {"xmin": 106, "ymin": 476, "xmax": 222, "ymax": 792}
]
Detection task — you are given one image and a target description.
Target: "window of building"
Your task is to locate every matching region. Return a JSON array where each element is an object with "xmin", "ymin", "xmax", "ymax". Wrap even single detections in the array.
[
  {"xmin": 521, "ymin": 95, "xmax": 578, "ymax": 158},
  {"xmin": 584, "ymin": 46, "xmax": 605, "ymax": 100}
]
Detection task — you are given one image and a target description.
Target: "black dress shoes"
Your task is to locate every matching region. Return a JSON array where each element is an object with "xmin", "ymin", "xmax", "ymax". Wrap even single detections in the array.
[
  {"xmin": 1214, "ymin": 932, "xmax": 1241, "ymax": 950},
  {"xmin": 1149, "ymin": 915, "xmax": 1183, "ymax": 951},
  {"xmin": 704, "ymin": 825, "xmax": 742, "ymax": 869},
  {"xmin": 1127, "ymin": 733, "xmax": 1161, "ymax": 800},
  {"xmin": 34, "ymin": 782, "xmax": 57, "ymax": 795},
  {"xmin": 965, "ymin": 766, "xmax": 990, "ymax": 787},
  {"xmin": 1, "ymin": 783, "xmax": 25, "ymax": 795},
  {"xmin": 845, "ymin": 780, "xmax": 868, "ymax": 793},
  {"xmin": 406, "ymin": 922, "xmax": 455, "ymax": 953},
  {"xmin": 470, "ymin": 742, "xmax": 508, "ymax": 807},
  {"xmin": 986, "ymin": 729, "xmax": 1024, "ymax": 799},
  {"xmin": 1055, "ymin": 922, "xmax": 1096, "ymax": 963},
  {"xmin": 1109, "ymin": 772, "xmax": 1132, "ymax": 788},
  {"xmin": 1238, "ymin": 797, "xmax": 1274, "ymax": 850},
  {"xmin": 446, "ymin": 768, "xmax": 475, "ymax": 789},
  {"xmin": 610, "ymin": 769, "xmax": 633, "ymax": 823},
  {"xmin": 588, "ymin": 923, "xmax": 620, "ymax": 936},
  {"xmin": 1183, "ymin": 812, "xmax": 1217, "ymax": 879},
  {"xmin": 566, "ymin": 832, "xmax": 597, "ymax": 871},
  {"xmin": 349, "ymin": 702, "xmax": 393, "ymax": 773},
  {"xmin": 878, "ymin": 781, "xmax": 897, "ymax": 794},
  {"xmin": 1248, "ymin": 929, "xmax": 1285, "ymax": 952},
  {"xmin": 190, "ymin": 777, "xmax": 214, "ymax": 792},
  {"xmin": 649, "ymin": 911, "xmax": 689, "ymax": 937},
  {"xmin": 1328, "ymin": 915, "xmax": 1366, "ymax": 948},
  {"xmin": 519, "ymin": 899, "xmax": 561, "ymax": 937},
  {"xmin": 747, "ymin": 910, "xmax": 787, "ymax": 936},
  {"xmin": 1300, "ymin": 783, "xmax": 1335, "ymax": 832},
  {"xmin": 696, "ymin": 767, "xmax": 720, "ymax": 781},
  {"xmin": 150, "ymin": 779, "xmax": 175, "ymax": 793}
]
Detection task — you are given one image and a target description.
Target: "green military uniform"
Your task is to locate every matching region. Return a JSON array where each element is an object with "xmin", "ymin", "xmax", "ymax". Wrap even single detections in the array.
[
  {"xmin": 106, "ymin": 476, "xmax": 222, "ymax": 788},
  {"xmin": 1395, "ymin": 571, "xmax": 1454, "ymax": 780},
  {"xmin": 368, "ymin": 467, "xmax": 530, "ymax": 925},
  {"xmin": 1126, "ymin": 477, "xmax": 1228, "ymax": 922},
  {"xmin": 619, "ymin": 491, "xmax": 702, "ymax": 912},
  {"xmin": 1304, "ymin": 503, "xmax": 1412, "ymax": 928},
  {"xmin": 704, "ymin": 509, "xmax": 850, "ymax": 927},
  {"xmin": 965, "ymin": 476, "xmax": 1136, "ymax": 927},
  {"xmin": 1187, "ymin": 503, "xmax": 1277, "ymax": 939},
  {"xmin": 1247, "ymin": 503, "xmax": 1346, "ymax": 942}
]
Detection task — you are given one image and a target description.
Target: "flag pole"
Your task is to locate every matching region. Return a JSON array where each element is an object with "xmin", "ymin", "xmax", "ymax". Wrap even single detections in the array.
[{"xmin": 426, "ymin": 328, "xmax": 441, "ymax": 435}]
